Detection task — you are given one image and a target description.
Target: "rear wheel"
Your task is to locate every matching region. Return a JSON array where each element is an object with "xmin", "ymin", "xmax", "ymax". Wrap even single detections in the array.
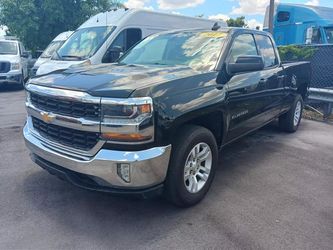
[
  {"xmin": 164, "ymin": 125, "xmax": 218, "ymax": 207},
  {"xmin": 279, "ymin": 94, "xmax": 303, "ymax": 132}
]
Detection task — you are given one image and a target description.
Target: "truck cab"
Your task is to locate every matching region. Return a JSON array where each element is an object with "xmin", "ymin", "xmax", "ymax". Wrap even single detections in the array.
[{"xmin": 264, "ymin": 3, "xmax": 333, "ymax": 45}]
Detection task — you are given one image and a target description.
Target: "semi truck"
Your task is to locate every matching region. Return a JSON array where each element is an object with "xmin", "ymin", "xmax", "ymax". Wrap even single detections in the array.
[{"xmin": 264, "ymin": 3, "xmax": 333, "ymax": 45}]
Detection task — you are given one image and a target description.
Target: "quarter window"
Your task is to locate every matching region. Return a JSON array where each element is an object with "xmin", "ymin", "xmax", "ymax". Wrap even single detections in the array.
[
  {"xmin": 255, "ymin": 35, "xmax": 278, "ymax": 68},
  {"xmin": 229, "ymin": 34, "xmax": 258, "ymax": 63}
]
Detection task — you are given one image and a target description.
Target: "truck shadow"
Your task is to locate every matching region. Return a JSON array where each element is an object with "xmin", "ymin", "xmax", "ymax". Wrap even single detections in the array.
[{"xmin": 21, "ymin": 121, "xmax": 286, "ymax": 245}]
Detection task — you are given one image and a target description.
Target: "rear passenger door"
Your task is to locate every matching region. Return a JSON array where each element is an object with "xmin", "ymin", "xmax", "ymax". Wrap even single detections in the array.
[
  {"xmin": 254, "ymin": 34, "xmax": 286, "ymax": 118},
  {"xmin": 226, "ymin": 33, "xmax": 269, "ymax": 141}
]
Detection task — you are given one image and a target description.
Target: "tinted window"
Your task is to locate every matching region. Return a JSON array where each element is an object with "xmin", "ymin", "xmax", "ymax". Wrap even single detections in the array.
[
  {"xmin": 255, "ymin": 35, "xmax": 277, "ymax": 68},
  {"xmin": 277, "ymin": 11, "xmax": 290, "ymax": 22},
  {"xmin": 229, "ymin": 34, "xmax": 258, "ymax": 63}
]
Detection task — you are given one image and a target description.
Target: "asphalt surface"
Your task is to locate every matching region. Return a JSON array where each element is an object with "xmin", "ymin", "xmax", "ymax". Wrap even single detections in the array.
[{"xmin": 0, "ymin": 86, "xmax": 332, "ymax": 250}]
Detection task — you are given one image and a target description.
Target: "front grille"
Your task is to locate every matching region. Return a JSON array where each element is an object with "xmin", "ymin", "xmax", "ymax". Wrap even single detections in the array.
[
  {"xmin": 0, "ymin": 61, "xmax": 10, "ymax": 73},
  {"xmin": 30, "ymin": 92, "xmax": 100, "ymax": 119},
  {"xmin": 32, "ymin": 117, "xmax": 99, "ymax": 151}
]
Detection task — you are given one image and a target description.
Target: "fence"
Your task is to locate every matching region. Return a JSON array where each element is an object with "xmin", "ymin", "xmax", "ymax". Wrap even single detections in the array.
[{"xmin": 279, "ymin": 45, "xmax": 333, "ymax": 117}]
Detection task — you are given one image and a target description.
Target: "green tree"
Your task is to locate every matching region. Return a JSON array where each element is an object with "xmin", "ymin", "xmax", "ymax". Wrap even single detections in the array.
[
  {"xmin": 0, "ymin": 0, "xmax": 125, "ymax": 51},
  {"xmin": 226, "ymin": 16, "xmax": 247, "ymax": 28}
]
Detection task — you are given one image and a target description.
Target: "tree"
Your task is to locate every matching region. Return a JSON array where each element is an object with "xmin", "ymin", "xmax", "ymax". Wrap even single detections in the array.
[
  {"xmin": 226, "ymin": 16, "xmax": 248, "ymax": 28},
  {"xmin": 0, "ymin": 0, "xmax": 124, "ymax": 51}
]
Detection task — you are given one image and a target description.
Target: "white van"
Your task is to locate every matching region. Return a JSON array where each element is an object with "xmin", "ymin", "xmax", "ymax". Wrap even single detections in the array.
[
  {"xmin": 31, "ymin": 31, "xmax": 73, "ymax": 76},
  {"xmin": 36, "ymin": 9, "xmax": 225, "ymax": 76}
]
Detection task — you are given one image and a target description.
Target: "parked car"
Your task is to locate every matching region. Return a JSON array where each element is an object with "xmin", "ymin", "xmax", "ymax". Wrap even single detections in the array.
[
  {"xmin": 264, "ymin": 3, "xmax": 333, "ymax": 45},
  {"xmin": 24, "ymin": 27, "xmax": 310, "ymax": 207},
  {"xmin": 0, "ymin": 36, "xmax": 29, "ymax": 88},
  {"xmin": 30, "ymin": 31, "xmax": 73, "ymax": 77},
  {"xmin": 35, "ymin": 8, "xmax": 225, "ymax": 76}
]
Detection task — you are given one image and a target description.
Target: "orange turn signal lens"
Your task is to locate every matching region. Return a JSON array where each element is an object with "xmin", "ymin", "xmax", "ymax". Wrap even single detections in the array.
[
  {"xmin": 138, "ymin": 103, "xmax": 151, "ymax": 114},
  {"xmin": 101, "ymin": 132, "xmax": 151, "ymax": 142}
]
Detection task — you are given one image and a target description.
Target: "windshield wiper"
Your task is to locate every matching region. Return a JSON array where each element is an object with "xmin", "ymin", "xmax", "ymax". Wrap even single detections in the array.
[{"xmin": 60, "ymin": 55, "xmax": 84, "ymax": 60}]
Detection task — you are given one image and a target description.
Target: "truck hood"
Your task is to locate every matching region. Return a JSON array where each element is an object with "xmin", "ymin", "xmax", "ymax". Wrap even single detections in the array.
[{"xmin": 30, "ymin": 63, "xmax": 200, "ymax": 98}]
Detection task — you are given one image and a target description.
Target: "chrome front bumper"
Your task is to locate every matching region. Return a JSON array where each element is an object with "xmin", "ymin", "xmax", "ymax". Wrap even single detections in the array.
[{"xmin": 23, "ymin": 121, "xmax": 172, "ymax": 189}]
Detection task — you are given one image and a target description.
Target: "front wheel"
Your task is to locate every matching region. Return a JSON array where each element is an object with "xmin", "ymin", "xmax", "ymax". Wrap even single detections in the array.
[
  {"xmin": 279, "ymin": 94, "xmax": 303, "ymax": 132},
  {"xmin": 164, "ymin": 125, "xmax": 218, "ymax": 207}
]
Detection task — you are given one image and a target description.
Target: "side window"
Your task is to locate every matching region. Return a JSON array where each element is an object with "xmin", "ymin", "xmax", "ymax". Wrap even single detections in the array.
[
  {"xmin": 103, "ymin": 28, "xmax": 142, "ymax": 63},
  {"xmin": 126, "ymin": 29, "xmax": 142, "ymax": 50},
  {"xmin": 229, "ymin": 34, "xmax": 258, "ymax": 63},
  {"xmin": 255, "ymin": 35, "xmax": 278, "ymax": 68},
  {"xmin": 277, "ymin": 11, "xmax": 290, "ymax": 22},
  {"xmin": 109, "ymin": 28, "xmax": 142, "ymax": 52},
  {"xmin": 311, "ymin": 28, "xmax": 322, "ymax": 44}
]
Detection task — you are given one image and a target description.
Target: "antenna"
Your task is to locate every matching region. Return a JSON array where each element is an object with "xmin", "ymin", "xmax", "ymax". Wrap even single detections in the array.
[{"xmin": 212, "ymin": 22, "xmax": 221, "ymax": 31}]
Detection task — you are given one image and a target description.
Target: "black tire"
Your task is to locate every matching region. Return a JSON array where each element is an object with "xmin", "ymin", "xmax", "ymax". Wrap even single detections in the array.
[
  {"xmin": 164, "ymin": 125, "xmax": 218, "ymax": 207},
  {"xmin": 18, "ymin": 72, "xmax": 25, "ymax": 90},
  {"xmin": 279, "ymin": 94, "xmax": 303, "ymax": 133}
]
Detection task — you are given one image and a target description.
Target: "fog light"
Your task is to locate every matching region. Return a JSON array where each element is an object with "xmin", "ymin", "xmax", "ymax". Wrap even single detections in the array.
[{"xmin": 117, "ymin": 163, "xmax": 131, "ymax": 183}]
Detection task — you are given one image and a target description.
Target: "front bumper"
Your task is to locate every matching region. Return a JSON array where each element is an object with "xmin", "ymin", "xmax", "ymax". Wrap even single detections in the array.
[
  {"xmin": 23, "ymin": 121, "xmax": 172, "ymax": 194},
  {"xmin": 0, "ymin": 72, "xmax": 22, "ymax": 85}
]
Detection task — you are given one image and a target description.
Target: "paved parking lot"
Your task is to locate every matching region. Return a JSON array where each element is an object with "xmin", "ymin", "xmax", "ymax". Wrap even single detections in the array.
[{"xmin": 0, "ymin": 87, "xmax": 332, "ymax": 250}]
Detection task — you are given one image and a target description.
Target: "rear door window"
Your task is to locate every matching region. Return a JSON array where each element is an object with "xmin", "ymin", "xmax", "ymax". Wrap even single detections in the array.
[
  {"xmin": 255, "ymin": 35, "xmax": 278, "ymax": 68},
  {"xmin": 229, "ymin": 34, "xmax": 258, "ymax": 63}
]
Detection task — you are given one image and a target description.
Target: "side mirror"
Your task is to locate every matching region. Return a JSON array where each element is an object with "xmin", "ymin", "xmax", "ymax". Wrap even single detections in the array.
[
  {"xmin": 227, "ymin": 56, "xmax": 264, "ymax": 74},
  {"xmin": 21, "ymin": 51, "xmax": 29, "ymax": 58},
  {"xmin": 105, "ymin": 46, "xmax": 124, "ymax": 63}
]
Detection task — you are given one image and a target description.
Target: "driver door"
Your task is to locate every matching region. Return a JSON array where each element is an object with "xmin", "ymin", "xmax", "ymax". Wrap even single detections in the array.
[{"xmin": 225, "ymin": 33, "xmax": 269, "ymax": 141}]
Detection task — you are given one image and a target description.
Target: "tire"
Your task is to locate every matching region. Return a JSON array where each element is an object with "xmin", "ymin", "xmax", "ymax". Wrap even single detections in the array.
[
  {"xmin": 164, "ymin": 125, "xmax": 218, "ymax": 207},
  {"xmin": 279, "ymin": 94, "xmax": 303, "ymax": 133},
  {"xmin": 18, "ymin": 72, "xmax": 25, "ymax": 90}
]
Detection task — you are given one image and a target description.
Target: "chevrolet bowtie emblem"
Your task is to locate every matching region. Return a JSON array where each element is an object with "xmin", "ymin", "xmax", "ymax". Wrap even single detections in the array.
[{"xmin": 41, "ymin": 111, "xmax": 55, "ymax": 123}]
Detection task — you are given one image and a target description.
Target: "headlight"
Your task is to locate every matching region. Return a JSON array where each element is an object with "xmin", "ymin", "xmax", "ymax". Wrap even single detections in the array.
[
  {"xmin": 101, "ymin": 97, "xmax": 154, "ymax": 144},
  {"xmin": 11, "ymin": 62, "xmax": 21, "ymax": 71}
]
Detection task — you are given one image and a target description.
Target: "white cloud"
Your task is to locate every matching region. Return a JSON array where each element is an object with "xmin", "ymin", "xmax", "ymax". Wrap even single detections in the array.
[
  {"xmin": 208, "ymin": 14, "xmax": 230, "ymax": 21},
  {"xmin": 124, "ymin": 0, "xmax": 151, "ymax": 9},
  {"xmin": 306, "ymin": 0, "xmax": 320, "ymax": 6},
  {"xmin": 246, "ymin": 19, "xmax": 263, "ymax": 30},
  {"xmin": 157, "ymin": 0, "xmax": 205, "ymax": 10},
  {"xmin": 231, "ymin": 0, "xmax": 279, "ymax": 15}
]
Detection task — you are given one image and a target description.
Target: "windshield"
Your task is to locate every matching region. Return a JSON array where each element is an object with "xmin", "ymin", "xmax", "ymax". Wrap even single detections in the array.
[
  {"xmin": 325, "ymin": 27, "xmax": 333, "ymax": 44},
  {"xmin": 0, "ymin": 41, "xmax": 18, "ymax": 55},
  {"xmin": 41, "ymin": 41, "xmax": 64, "ymax": 58},
  {"xmin": 120, "ymin": 31, "xmax": 227, "ymax": 71},
  {"xmin": 55, "ymin": 26, "xmax": 114, "ymax": 61}
]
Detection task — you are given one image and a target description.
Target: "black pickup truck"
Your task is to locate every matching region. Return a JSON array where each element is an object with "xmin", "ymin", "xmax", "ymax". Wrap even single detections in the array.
[{"xmin": 24, "ymin": 28, "xmax": 310, "ymax": 207}]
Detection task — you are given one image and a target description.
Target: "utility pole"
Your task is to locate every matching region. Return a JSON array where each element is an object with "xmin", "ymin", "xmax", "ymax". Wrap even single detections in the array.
[{"xmin": 268, "ymin": 0, "xmax": 275, "ymax": 34}]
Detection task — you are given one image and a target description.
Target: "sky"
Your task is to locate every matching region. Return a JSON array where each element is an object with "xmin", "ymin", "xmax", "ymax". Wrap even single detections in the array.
[{"xmin": 123, "ymin": 0, "xmax": 333, "ymax": 29}]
